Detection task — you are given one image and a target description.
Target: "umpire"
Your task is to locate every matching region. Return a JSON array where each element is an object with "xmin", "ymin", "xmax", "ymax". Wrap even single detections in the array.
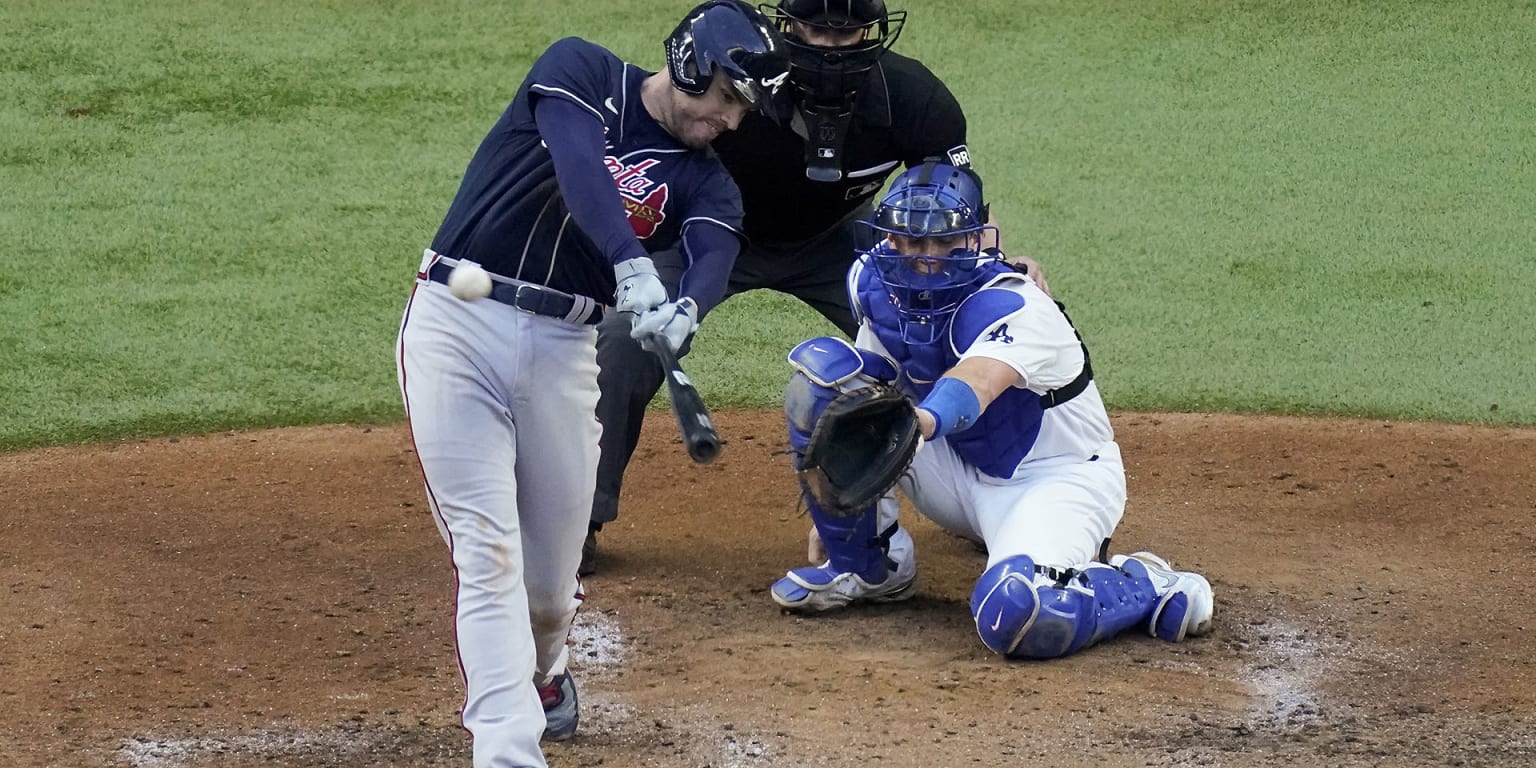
[{"xmin": 587, "ymin": 0, "xmax": 985, "ymax": 573}]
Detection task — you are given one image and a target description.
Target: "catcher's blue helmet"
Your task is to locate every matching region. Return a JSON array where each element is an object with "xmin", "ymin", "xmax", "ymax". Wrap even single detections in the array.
[
  {"xmin": 666, "ymin": 1, "xmax": 790, "ymax": 118},
  {"xmin": 861, "ymin": 162, "xmax": 998, "ymax": 343}
]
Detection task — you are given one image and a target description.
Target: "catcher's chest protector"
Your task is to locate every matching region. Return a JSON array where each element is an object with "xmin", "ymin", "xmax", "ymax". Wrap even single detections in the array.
[
  {"xmin": 855, "ymin": 275, "xmax": 951, "ymax": 388},
  {"xmin": 857, "ymin": 269, "xmax": 1054, "ymax": 478}
]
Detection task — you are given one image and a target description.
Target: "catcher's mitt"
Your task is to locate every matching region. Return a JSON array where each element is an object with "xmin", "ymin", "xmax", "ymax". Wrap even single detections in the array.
[{"xmin": 798, "ymin": 385, "xmax": 921, "ymax": 517}]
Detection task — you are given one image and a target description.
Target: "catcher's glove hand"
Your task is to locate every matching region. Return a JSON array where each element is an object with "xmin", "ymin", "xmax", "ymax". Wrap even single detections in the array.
[{"xmin": 798, "ymin": 385, "xmax": 921, "ymax": 517}]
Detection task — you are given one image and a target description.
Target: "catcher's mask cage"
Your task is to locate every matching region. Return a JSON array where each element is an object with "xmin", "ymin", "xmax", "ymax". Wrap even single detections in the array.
[
  {"xmin": 761, "ymin": 0, "xmax": 906, "ymax": 180},
  {"xmin": 667, "ymin": 1, "xmax": 792, "ymax": 121},
  {"xmin": 860, "ymin": 161, "xmax": 999, "ymax": 344}
]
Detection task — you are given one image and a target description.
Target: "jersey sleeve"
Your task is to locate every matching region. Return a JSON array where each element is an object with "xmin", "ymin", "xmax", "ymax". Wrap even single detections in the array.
[
  {"xmin": 892, "ymin": 62, "xmax": 969, "ymax": 168},
  {"xmin": 953, "ymin": 283, "xmax": 1085, "ymax": 392},
  {"xmin": 534, "ymin": 97, "xmax": 649, "ymax": 267},
  {"xmin": 524, "ymin": 37, "xmax": 618, "ymax": 125},
  {"xmin": 676, "ymin": 220, "xmax": 742, "ymax": 315},
  {"xmin": 671, "ymin": 159, "xmax": 745, "ymax": 312},
  {"xmin": 679, "ymin": 159, "xmax": 745, "ymax": 232}
]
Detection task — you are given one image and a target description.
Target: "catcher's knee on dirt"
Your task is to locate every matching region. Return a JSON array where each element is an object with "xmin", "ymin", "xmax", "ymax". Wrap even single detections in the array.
[
  {"xmin": 783, "ymin": 337, "xmax": 905, "ymax": 583},
  {"xmin": 969, "ymin": 555, "xmax": 1160, "ymax": 659}
]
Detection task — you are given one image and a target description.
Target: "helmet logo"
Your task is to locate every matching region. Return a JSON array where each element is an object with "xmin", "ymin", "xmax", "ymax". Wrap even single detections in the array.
[{"xmin": 667, "ymin": 1, "xmax": 790, "ymax": 102}]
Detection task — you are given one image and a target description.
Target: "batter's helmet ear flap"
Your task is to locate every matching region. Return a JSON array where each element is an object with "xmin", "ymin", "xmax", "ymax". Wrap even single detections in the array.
[{"xmin": 666, "ymin": 0, "xmax": 790, "ymax": 106}]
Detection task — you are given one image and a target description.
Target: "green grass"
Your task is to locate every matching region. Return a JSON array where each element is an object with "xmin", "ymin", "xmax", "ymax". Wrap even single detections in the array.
[
  {"xmin": 923, "ymin": 0, "xmax": 1535, "ymax": 422},
  {"xmin": 2, "ymin": 1, "xmax": 1533, "ymax": 451}
]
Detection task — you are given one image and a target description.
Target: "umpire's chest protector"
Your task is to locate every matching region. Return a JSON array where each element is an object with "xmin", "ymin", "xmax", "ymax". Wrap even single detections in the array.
[{"xmin": 857, "ymin": 269, "xmax": 1047, "ymax": 479}]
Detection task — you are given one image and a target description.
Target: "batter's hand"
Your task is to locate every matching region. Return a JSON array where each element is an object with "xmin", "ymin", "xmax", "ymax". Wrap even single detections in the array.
[
  {"xmin": 613, "ymin": 256, "xmax": 669, "ymax": 317},
  {"xmin": 631, "ymin": 297, "xmax": 699, "ymax": 354}
]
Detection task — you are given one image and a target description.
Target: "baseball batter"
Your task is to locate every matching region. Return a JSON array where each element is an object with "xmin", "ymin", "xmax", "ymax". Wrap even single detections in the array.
[
  {"xmin": 771, "ymin": 162, "xmax": 1216, "ymax": 658},
  {"xmin": 395, "ymin": 3, "xmax": 788, "ymax": 765}
]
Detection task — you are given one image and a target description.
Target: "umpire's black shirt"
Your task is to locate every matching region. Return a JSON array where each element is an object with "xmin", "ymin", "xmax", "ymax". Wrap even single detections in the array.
[{"xmin": 712, "ymin": 51, "xmax": 970, "ymax": 247}]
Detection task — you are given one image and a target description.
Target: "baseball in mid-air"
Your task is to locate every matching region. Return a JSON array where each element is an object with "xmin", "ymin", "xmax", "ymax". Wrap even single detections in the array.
[{"xmin": 448, "ymin": 262, "xmax": 493, "ymax": 301}]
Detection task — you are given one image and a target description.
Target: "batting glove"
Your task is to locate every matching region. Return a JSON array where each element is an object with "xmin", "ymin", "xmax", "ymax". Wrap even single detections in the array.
[
  {"xmin": 631, "ymin": 297, "xmax": 699, "ymax": 354},
  {"xmin": 613, "ymin": 256, "xmax": 669, "ymax": 317}
]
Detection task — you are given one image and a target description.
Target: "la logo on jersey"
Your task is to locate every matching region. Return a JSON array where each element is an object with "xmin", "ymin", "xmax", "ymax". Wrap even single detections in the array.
[
  {"xmin": 986, "ymin": 323, "xmax": 1014, "ymax": 344},
  {"xmin": 605, "ymin": 156, "xmax": 669, "ymax": 238}
]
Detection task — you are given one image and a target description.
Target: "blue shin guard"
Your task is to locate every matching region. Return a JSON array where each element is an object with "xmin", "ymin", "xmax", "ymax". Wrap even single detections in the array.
[
  {"xmin": 771, "ymin": 513, "xmax": 916, "ymax": 611},
  {"xmin": 969, "ymin": 555, "xmax": 1162, "ymax": 659},
  {"xmin": 781, "ymin": 336, "xmax": 906, "ymax": 586},
  {"xmin": 806, "ymin": 499, "xmax": 894, "ymax": 583}
]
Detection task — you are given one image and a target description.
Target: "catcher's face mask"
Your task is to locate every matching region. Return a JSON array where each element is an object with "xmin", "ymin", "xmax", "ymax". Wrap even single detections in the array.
[
  {"xmin": 860, "ymin": 162, "xmax": 997, "ymax": 343},
  {"xmin": 869, "ymin": 235, "xmax": 996, "ymax": 344}
]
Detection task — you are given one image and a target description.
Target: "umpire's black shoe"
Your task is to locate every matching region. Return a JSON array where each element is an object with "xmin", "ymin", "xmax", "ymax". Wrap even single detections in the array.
[{"xmin": 578, "ymin": 526, "xmax": 598, "ymax": 577}]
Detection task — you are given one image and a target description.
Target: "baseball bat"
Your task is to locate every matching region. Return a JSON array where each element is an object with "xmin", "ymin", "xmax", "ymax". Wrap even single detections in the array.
[{"xmin": 644, "ymin": 334, "xmax": 722, "ymax": 464}]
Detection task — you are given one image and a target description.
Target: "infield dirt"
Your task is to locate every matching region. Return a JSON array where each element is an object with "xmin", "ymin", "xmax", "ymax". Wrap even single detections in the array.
[{"xmin": 3, "ymin": 411, "xmax": 1533, "ymax": 767}]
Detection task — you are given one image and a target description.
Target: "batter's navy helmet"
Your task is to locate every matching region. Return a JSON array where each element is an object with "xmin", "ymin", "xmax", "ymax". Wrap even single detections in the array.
[
  {"xmin": 666, "ymin": 1, "xmax": 790, "ymax": 113},
  {"xmin": 861, "ymin": 162, "xmax": 998, "ymax": 342}
]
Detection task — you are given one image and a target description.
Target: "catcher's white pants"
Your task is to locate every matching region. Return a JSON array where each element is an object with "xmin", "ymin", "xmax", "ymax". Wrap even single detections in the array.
[
  {"xmin": 398, "ymin": 282, "xmax": 593, "ymax": 768},
  {"xmin": 899, "ymin": 439, "xmax": 1127, "ymax": 571}
]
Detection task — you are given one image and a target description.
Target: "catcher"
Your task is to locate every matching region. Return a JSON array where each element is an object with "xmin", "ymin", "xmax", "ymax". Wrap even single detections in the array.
[{"xmin": 771, "ymin": 161, "xmax": 1216, "ymax": 658}]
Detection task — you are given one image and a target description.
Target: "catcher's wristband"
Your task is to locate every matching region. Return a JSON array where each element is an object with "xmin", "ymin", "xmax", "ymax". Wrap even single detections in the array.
[{"xmin": 918, "ymin": 377, "xmax": 981, "ymax": 439}]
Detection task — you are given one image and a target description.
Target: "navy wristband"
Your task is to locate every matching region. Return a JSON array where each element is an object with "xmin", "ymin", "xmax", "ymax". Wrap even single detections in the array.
[{"xmin": 918, "ymin": 377, "xmax": 981, "ymax": 439}]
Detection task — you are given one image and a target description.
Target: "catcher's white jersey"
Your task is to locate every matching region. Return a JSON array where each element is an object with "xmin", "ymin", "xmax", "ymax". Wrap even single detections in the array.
[
  {"xmin": 851, "ymin": 265, "xmax": 1127, "ymax": 569},
  {"xmin": 855, "ymin": 270, "xmax": 1116, "ymax": 479}
]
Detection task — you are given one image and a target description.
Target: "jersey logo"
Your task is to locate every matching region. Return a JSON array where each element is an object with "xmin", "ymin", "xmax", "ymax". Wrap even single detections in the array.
[
  {"xmin": 947, "ymin": 144, "xmax": 972, "ymax": 168},
  {"xmin": 605, "ymin": 156, "xmax": 670, "ymax": 238},
  {"xmin": 985, "ymin": 323, "xmax": 1014, "ymax": 344}
]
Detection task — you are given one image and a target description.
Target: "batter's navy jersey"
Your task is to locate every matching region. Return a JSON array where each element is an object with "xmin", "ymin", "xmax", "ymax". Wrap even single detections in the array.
[{"xmin": 430, "ymin": 37, "xmax": 744, "ymax": 300}]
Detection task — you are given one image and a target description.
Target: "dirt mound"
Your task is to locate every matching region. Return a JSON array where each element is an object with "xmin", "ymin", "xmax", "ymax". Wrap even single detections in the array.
[{"xmin": 3, "ymin": 412, "xmax": 1532, "ymax": 767}]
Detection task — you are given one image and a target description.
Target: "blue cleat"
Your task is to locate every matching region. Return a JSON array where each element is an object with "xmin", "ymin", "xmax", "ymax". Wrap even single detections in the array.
[
  {"xmin": 771, "ymin": 555, "xmax": 917, "ymax": 612},
  {"xmin": 1110, "ymin": 552, "xmax": 1214, "ymax": 642}
]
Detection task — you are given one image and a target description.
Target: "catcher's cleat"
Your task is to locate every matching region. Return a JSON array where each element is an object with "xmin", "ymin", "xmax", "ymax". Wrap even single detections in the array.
[
  {"xmin": 539, "ymin": 671, "xmax": 579, "ymax": 741},
  {"xmin": 770, "ymin": 554, "xmax": 918, "ymax": 612},
  {"xmin": 1110, "ymin": 552, "xmax": 1214, "ymax": 642}
]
